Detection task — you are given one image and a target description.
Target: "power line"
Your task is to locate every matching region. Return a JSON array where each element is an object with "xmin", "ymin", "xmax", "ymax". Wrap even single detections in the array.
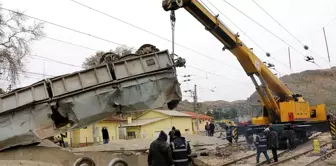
[
  {"xmin": 220, "ymin": 0, "xmax": 321, "ymax": 67},
  {"xmin": 0, "ymin": 6, "xmax": 125, "ymax": 48},
  {"xmin": 251, "ymin": 0, "xmax": 305, "ymax": 46},
  {"xmin": 67, "ymin": 0, "xmax": 243, "ymax": 72},
  {"xmin": 28, "ymin": 54, "xmax": 83, "ymax": 68},
  {"xmin": 187, "ymin": 65, "xmax": 252, "ymax": 87},
  {"xmin": 45, "ymin": 36, "xmax": 99, "ymax": 52},
  {"xmin": 251, "ymin": 0, "xmax": 329, "ymax": 64},
  {"xmin": 205, "ymin": 0, "xmax": 291, "ymax": 70}
]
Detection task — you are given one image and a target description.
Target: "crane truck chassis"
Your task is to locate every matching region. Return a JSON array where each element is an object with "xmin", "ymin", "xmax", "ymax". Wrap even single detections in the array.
[
  {"xmin": 162, "ymin": 0, "xmax": 333, "ymax": 150},
  {"xmin": 0, "ymin": 44, "xmax": 184, "ymax": 151}
]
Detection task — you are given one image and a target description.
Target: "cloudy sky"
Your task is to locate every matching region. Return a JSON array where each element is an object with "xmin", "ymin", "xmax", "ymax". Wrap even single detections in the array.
[{"xmin": 1, "ymin": 0, "xmax": 336, "ymax": 102}]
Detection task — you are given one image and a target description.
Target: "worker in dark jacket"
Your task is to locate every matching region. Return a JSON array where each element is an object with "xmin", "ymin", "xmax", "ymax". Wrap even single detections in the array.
[
  {"xmin": 255, "ymin": 130, "xmax": 271, "ymax": 164},
  {"xmin": 209, "ymin": 122, "xmax": 215, "ymax": 136},
  {"xmin": 245, "ymin": 126, "xmax": 255, "ymax": 150},
  {"xmin": 169, "ymin": 126, "xmax": 176, "ymax": 142},
  {"xmin": 170, "ymin": 130, "xmax": 191, "ymax": 166},
  {"xmin": 226, "ymin": 126, "xmax": 233, "ymax": 144},
  {"xmin": 269, "ymin": 127, "xmax": 279, "ymax": 162},
  {"xmin": 102, "ymin": 127, "xmax": 109, "ymax": 144},
  {"xmin": 148, "ymin": 131, "xmax": 174, "ymax": 166}
]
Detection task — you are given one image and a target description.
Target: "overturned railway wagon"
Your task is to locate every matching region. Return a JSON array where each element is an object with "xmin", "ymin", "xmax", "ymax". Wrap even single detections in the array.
[{"xmin": 0, "ymin": 46, "xmax": 183, "ymax": 151}]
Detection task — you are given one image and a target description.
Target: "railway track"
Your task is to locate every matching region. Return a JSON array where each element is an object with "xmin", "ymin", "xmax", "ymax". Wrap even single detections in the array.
[
  {"xmin": 303, "ymin": 149, "xmax": 336, "ymax": 166},
  {"xmin": 220, "ymin": 132, "xmax": 324, "ymax": 166},
  {"xmin": 266, "ymin": 143, "xmax": 330, "ymax": 166}
]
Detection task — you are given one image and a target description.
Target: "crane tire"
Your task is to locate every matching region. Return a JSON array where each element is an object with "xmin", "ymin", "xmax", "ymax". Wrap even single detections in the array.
[
  {"xmin": 108, "ymin": 158, "xmax": 128, "ymax": 166},
  {"xmin": 73, "ymin": 157, "xmax": 96, "ymax": 166}
]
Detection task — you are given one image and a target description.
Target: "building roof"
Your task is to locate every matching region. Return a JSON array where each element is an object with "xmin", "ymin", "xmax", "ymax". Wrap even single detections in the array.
[
  {"xmin": 153, "ymin": 109, "xmax": 192, "ymax": 117},
  {"xmin": 183, "ymin": 111, "xmax": 212, "ymax": 120},
  {"xmin": 122, "ymin": 117, "xmax": 168, "ymax": 127},
  {"xmin": 103, "ymin": 116, "xmax": 126, "ymax": 122}
]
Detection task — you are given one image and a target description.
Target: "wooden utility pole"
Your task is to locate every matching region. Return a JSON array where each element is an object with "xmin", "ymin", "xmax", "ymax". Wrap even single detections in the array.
[
  {"xmin": 323, "ymin": 27, "xmax": 331, "ymax": 66},
  {"xmin": 193, "ymin": 84, "xmax": 199, "ymax": 132}
]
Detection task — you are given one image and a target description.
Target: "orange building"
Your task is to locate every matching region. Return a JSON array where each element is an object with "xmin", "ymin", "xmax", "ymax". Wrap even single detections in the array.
[{"xmin": 183, "ymin": 111, "xmax": 212, "ymax": 132}]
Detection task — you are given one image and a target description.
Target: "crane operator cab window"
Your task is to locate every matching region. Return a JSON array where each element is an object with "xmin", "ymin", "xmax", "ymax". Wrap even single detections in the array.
[{"xmin": 251, "ymin": 104, "xmax": 269, "ymax": 118}]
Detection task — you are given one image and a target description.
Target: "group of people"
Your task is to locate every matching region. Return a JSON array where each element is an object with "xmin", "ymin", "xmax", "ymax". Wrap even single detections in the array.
[
  {"xmin": 205, "ymin": 121, "xmax": 215, "ymax": 136},
  {"xmin": 245, "ymin": 125, "xmax": 279, "ymax": 164},
  {"xmin": 148, "ymin": 126, "xmax": 192, "ymax": 166}
]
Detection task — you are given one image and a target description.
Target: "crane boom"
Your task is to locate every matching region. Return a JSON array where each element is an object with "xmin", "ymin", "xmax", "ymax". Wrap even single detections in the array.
[
  {"xmin": 162, "ymin": 0, "xmax": 294, "ymax": 118},
  {"xmin": 162, "ymin": 0, "xmax": 327, "ymax": 126}
]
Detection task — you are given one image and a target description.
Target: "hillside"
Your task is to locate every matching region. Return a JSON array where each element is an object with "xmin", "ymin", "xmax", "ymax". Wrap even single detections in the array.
[{"xmin": 174, "ymin": 67, "xmax": 336, "ymax": 117}]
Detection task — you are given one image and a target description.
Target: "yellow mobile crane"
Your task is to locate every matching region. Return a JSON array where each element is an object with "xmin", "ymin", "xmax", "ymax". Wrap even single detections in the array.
[{"xmin": 162, "ymin": 0, "xmax": 330, "ymax": 149}]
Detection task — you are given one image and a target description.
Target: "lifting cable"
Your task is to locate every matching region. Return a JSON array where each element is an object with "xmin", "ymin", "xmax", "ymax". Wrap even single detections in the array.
[
  {"xmin": 169, "ymin": 10, "xmax": 186, "ymax": 68},
  {"xmin": 170, "ymin": 10, "xmax": 176, "ymax": 56}
]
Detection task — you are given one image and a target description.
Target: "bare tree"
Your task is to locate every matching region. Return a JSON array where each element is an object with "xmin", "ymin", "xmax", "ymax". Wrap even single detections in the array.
[
  {"xmin": 82, "ymin": 45, "xmax": 134, "ymax": 69},
  {"xmin": 0, "ymin": 7, "xmax": 44, "ymax": 85}
]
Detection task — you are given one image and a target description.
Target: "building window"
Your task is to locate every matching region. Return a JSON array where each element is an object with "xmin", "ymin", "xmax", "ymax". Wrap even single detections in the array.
[{"xmin": 127, "ymin": 131, "xmax": 136, "ymax": 139}]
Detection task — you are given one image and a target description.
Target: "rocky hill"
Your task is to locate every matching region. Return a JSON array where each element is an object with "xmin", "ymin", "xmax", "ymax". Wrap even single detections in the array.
[{"xmin": 174, "ymin": 67, "xmax": 336, "ymax": 116}]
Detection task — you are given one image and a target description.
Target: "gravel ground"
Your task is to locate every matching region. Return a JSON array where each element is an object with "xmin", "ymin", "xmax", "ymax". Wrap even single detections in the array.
[
  {"xmin": 276, "ymin": 149, "xmax": 333, "ymax": 166},
  {"xmin": 71, "ymin": 133, "xmax": 242, "ymax": 152},
  {"xmin": 195, "ymin": 132, "xmax": 331, "ymax": 166},
  {"xmin": 197, "ymin": 150, "xmax": 255, "ymax": 166}
]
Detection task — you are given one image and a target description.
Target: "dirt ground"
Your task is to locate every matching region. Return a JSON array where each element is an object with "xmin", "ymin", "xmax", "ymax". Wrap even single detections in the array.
[
  {"xmin": 71, "ymin": 133, "xmax": 239, "ymax": 152},
  {"xmin": 0, "ymin": 134, "xmax": 233, "ymax": 166}
]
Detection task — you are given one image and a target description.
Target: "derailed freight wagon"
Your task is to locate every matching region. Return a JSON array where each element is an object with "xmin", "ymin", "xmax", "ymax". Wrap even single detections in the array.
[{"xmin": 0, "ymin": 44, "xmax": 185, "ymax": 151}]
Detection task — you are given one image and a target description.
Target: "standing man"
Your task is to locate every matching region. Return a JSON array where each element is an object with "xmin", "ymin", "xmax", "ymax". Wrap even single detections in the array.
[
  {"xmin": 225, "ymin": 126, "xmax": 233, "ymax": 144},
  {"xmin": 269, "ymin": 127, "xmax": 279, "ymax": 162},
  {"xmin": 169, "ymin": 126, "xmax": 176, "ymax": 142},
  {"xmin": 245, "ymin": 126, "xmax": 255, "ymax": 150},
  {"xmin": 148, "ymin": 131, "xmax": 174, "ymax": 166},
  {"xmin": 255, "ymin": 129, "xmax": 271, "ymax": 164},
  {"xmin": 102, "ymin": 127, "xmax": 109, "ymax": 144},
  {"xmin": 209, "ymin": 121, "xmax": 215, "ymax": 137},
  {"xmin": 205, "ymin": 122, "xmax": 209, "ymax": 136},
  {"xmin": 170, "ymin": 130, "xmax": 191, "ymax": 166},
  {"xmin": 57, "ymin": 136, "xmax": 65, "ymax": 147}
]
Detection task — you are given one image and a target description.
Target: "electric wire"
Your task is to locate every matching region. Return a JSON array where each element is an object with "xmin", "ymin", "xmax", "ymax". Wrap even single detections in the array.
[
  {"xmin": 45, "ymin": 36, "xmax": 99, "ymax": 52},
  {"xmin": 251, "ymin": 0, "xmax": 329, "ymax": 63},
  {"xmin": 251, "ymin": 0, "xmax": 305, "ymax": 46},
  {"xmin": 205, "ymin": 0, "xmax": 291, "ymax": 70},
  {"xmin": 220, "ymin": 0, "xmax": 322, "ymax": 67},
  {"xmin": 28, "ymin": 54, "xmax": 83, "ymax": 68},
  {"xmin": 0, "ymin": 7, "xmax": 125, "ymax": 48},
  {"xmin": 67, "ymin": 0, "xmax": 243, "ymax": 72}
]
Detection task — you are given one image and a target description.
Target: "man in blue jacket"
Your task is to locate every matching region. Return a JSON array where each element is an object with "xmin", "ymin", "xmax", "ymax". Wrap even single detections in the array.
[
  {"xmin": 226, "ymin": 126, "xmax": 233, "ymax": 144},
  {"xmin": 170, "ymin": 130, "xmax": 191, "ymax": 166},
  {"xmin": 255, "ymin": 129, "xmax": 271, "ymax": 164}
]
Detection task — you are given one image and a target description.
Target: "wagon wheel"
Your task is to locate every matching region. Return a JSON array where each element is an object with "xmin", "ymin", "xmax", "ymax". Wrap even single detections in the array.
[
  {"xmin": 135, "ymin": 44, "xmax": 160, "ymax": 55},
  {"xmin": 73, "ymin": 157, "xmax": 95, "ymax": 166},
  {"xmin": 108, "ymin": 158, "xmax": 128, "ymax": 166}
]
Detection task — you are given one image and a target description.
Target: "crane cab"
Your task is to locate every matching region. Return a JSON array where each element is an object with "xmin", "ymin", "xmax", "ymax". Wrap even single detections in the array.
[{"xmin": 251, "ymin": 104, "xmax": 270, "ymax": 125}]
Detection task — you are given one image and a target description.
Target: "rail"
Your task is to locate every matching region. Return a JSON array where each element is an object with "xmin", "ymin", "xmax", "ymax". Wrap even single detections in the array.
[
  {"xmin": 304, "ymin": 149, "xmax": 336, "ymax": 166},
  {"xmin": 221, "ymin": 132, "xmax": 323, "ymax": 166},
  {"xmin": 268, "ymin": 143, "xmax": 329, "ymax": 166}
]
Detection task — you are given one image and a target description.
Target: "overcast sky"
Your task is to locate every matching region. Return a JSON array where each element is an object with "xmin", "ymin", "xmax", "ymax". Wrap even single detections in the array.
[{"xmin": 1, "ymin": 0, "xmax": 336, "ymax": 102}]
